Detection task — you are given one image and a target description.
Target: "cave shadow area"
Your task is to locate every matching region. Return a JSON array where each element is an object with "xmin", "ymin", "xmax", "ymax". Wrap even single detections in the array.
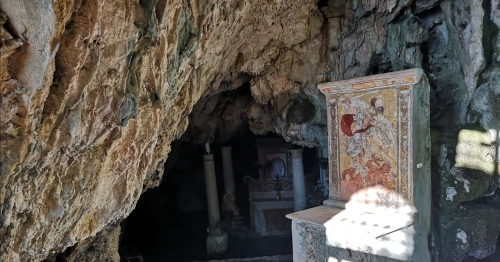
[{"xmin": 119, "ymin": 132, "xmax": 295, "ymax": 262}]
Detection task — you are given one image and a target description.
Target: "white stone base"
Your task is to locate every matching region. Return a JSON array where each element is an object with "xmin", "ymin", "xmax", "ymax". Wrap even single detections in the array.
[
  {"xmin": 287, "ymin": 205, "xmax": 429, "ymax": 262},
  {"xmin": 207, "ymin": 232, "xmax": 228, "ymax": 254},
  {"xmin": 251, "ymin": 200, "xmax": 294, "ymax": 236}
]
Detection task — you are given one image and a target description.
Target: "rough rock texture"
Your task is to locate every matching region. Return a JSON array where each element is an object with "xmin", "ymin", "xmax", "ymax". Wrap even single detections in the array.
[
  {"xmin": 44, "ymin": 225, "xmax": 121, "ymax": 262},
  {"xmin": 0, "ymin": 0, "xmax": 499, "ymax": 261},
  {"xmin": 432, "ymin": 127, "xmax": 500, "ymax": 261}
]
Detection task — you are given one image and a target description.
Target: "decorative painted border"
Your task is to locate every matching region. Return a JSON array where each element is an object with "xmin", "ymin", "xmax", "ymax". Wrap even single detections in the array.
[
  {"xmin": 398, "ymin": 88, "xmax": 411, "ymax": 201},
  {"xmin": 318, "ymin": 69, "xmax": 422, "ymax": 94},
  {"xmin": 328, "ymin": 96, "xmax": 340, "ymax": 200}
]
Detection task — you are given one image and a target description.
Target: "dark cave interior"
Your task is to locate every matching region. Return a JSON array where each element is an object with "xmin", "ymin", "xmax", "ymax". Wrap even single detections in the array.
[{"xmin": 119, "ymin": 125, "xmax": 322, "ymax": 262}]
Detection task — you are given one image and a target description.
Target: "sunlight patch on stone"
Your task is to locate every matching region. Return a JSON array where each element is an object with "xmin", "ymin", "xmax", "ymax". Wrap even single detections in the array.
[
  {"xmin": 455, "ymin": 129, "xmax": 498, "ymax": 175},
  {"xmin": 323, "ymin": 186, "xmax": 415, "ymax": 261}
]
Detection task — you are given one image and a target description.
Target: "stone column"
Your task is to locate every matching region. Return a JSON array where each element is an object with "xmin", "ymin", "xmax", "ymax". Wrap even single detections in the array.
[
  {"xmin": 204, "ymin": 153, "xmax": 227, "ymax": 254},
  {"xmin": 221, "ymin": 146, "xmax": 235, "ymax": 197},
  {"xmin": 221, "ymin": 146, "xmax": 240, "ymax": 216},
  {"xmin": 290, "ymin": 149, "xmax": 307, "ymax": 211},
  {"xmin": 317, "ymin": 147, "xmax": 329, "ymax": 197}
]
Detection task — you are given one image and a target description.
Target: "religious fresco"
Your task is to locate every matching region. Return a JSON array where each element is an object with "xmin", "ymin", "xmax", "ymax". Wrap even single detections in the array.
[{"xmin": 337, "ymin": 88, "xmax": 399, "ymax": 201}]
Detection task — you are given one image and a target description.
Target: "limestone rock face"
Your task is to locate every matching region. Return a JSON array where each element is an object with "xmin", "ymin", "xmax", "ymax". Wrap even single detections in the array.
[
  {"xmin": 45, "ymin": 225, "xmax": 121, "ymax": 262},
  {"xmin": 432, "ymin": 127, "xmax": 500, "ymax": 261},
  {"xmin": 0, "ymin": 0, "xmax": 499, "ymax": 261},
  {"xmin": 0, "ymin": 1, "xmax": 324, "ymax": 260},
  {"xmin": 438, "ymin": 204, "xmax": 500, "ymax": 261}
]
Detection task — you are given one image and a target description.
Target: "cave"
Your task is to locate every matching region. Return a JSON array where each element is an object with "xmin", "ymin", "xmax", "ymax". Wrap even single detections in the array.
[
  {"xmin": 1, "ymin": 0, "xmax": 500, "ymax": 262},
  {"xmin": 118, "ymin": 86, "xmax": 326, "ymax": 261}
]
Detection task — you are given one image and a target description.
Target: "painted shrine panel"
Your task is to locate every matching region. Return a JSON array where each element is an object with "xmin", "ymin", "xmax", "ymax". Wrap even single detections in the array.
[{"xmin": 337, "ymin": 88, "xmax": 399, "ymax": 201}]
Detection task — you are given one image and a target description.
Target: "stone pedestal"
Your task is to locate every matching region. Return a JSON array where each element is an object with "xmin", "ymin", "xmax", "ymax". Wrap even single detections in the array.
[
  {"xmin": 204, "ymin": 154, "xmax": 227, "ymax": 254},
  {"xmin": 290, "ymin": 149, "xmax": 306, "ymax": 212}
]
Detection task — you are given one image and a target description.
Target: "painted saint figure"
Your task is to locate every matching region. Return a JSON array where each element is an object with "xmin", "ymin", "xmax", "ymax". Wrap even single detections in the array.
[{"xmin": 221, "ymin": 194, "xmax": 240, "ymax": 216}]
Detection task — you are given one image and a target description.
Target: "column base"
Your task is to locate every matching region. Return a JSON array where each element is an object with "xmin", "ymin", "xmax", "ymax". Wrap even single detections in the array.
[{"xmin": 207, "ymin": 232, "xmax": 228, "ymax": 254}]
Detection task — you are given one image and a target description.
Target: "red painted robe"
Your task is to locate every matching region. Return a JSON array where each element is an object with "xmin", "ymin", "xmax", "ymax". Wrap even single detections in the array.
[{"xmin": 341, "ymin": 114, "xmax": 373, "ymax": 137}]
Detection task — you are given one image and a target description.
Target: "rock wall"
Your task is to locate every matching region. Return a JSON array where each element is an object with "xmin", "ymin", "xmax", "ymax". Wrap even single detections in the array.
[
  {"xmin": 44, "ymin": 225, "xmax": 121, "ymax": 262},
  {"xmin": 0, "ymin": 0, "xmax": 499, "ymax": 261}
]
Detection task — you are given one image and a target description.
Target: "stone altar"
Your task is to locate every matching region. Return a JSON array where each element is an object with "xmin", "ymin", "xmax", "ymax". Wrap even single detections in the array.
[
  {"xmin": 244, "ymin": 137, "xmax": 303, "ymax": 236},
  {"xmin": 287, "ymin": 69, "xmax": 431, "ymax": 261}
]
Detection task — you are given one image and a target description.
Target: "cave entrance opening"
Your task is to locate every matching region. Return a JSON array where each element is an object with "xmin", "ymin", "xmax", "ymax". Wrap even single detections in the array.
[{"xmin": 119, "ymin": 84, "xmax": 325, "ymax": 261}]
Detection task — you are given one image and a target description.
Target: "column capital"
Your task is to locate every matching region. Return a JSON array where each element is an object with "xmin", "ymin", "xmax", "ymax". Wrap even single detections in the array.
[
  {"xmin": 221, "ymin": 146, "xmax": 232, "ymax": 151},
  {"xmin": 289, "ymin": 148, "xmax": 303, "ymax": 157}
]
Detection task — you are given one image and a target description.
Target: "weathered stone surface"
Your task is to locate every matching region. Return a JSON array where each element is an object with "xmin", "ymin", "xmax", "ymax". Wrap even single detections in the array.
[
  {"xmin": 1, "ymin": 0, "xmax": 500, "ymax": 261},
  {"xmin": 45, "ymin": 225, "xmax": 121, "ymax": 262},
  {"xmin": 472, "ymin": 79, "xmax": 500, "ymax": 131},
  {"xmin": 0, "ymin": 1, "xmax": 325, "ymax": 260},
  {"xmin": 432, "ymin": 127, "xmax": 500, "ymax": 261},
  {"xmin": 387, "ymin": 14, "xmax": 428, "ymax": 70},
  {"xmin": 434, "ymin": 128, "xmax": 499, "ymax": 212},
  {"xmin": 438, "ymin": 204, "xmax": 500, "ymax": 261},
  {"xmin": 275, "ymin": 90, "xmax": 328, "ymax": 152},
  {"xmin": 414, "ymin": 0, "xmax": 441, "ymax": 14}
]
